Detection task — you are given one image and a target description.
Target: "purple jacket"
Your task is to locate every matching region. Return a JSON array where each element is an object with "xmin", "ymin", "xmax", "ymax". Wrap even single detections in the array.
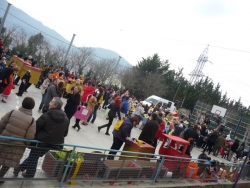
[{"xmin": 112, "ymin": 117, "xmax": 133, "ymax": 144}]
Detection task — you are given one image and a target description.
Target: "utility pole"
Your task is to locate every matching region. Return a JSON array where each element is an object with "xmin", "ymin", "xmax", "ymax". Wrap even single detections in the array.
[
  {"xmin": 63, "ymin": 34, "xmax": 76, "ymax": 68},
  {"xmin": 180, "ymin": 45, "xmax": 210, "ymax": 108},
  {"xmin": 109, "ymin": 56, "xmax": 121, "ymax": 85},
  {"xmin": 0, "ymin": 3, "xmax": 12, "ymax": 37}
]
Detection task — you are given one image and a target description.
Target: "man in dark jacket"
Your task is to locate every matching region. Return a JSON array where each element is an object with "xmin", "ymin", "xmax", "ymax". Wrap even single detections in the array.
[
  {"xmin": 197, "ymin": 124, "xmax": 208, "ymax": 148},
  {"xmin": 184, "ymin": 124, "xmax": 199, "ymax": 156},
  {"xmin": 14, "ymin": 97, "xmax": 69, "ymax": 178},
  {"xmin": 228, "ymin": 137, "xmax": 240, "ymax": 161},
  {"xmin": 16, "ymin": 70, "xmax": 31, "ymax": 96},
  {"xmin": 108, "ymin": 116, "xmax": 138, "ymax": 160},
  {"xmin": 43, "ymin": 78, "xmax": 58, "ymax": 113},
  {"xmin": 138, "ymin": 113, "xmax": 159, "ymax": 146},
  {"xmin": 202, "ymin": 130, "xmax": 219, "ymax": 155}
]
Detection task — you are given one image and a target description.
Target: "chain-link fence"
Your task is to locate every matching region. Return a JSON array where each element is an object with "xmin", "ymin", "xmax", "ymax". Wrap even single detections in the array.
[
  {"xmin": 0, "ymin": 135, "xmax": 249, "ymax": 187},
  {"xmin": 189, "ymin": 100, "xmax": 250, "ymax": 146}
]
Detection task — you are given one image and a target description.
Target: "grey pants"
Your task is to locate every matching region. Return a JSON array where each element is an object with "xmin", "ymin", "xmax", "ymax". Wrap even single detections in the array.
[{"xmin": 228, "ymin": 150, "xmax": 234, "ymax": 161}]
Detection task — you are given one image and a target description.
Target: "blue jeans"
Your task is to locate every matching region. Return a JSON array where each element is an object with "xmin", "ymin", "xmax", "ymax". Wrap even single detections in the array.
[
  {"xmin": 87, "ymin": 107, "xmax": 98, "ymax": 123},
  {"xmin": 19, "ymin": 149, "xmax": 48, "ymax": 178},
  {"xmin": 38, "ymin": 93, "xmax": 45, "ymax": 110}
]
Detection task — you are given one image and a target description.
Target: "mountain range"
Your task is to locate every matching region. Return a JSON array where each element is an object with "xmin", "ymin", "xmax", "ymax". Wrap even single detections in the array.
[{"xmin": 0, "ymin": 0, "xmax": 132, "ymax": 67}]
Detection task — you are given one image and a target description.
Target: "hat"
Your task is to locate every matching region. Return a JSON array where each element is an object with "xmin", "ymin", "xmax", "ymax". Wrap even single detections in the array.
[{"xmin": 28, "ymin": 55, "xmax": 32, "ymax": 59}]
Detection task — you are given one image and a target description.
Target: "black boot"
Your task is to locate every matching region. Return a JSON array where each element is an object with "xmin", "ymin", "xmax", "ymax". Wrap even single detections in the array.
[
  {"xmin": 0, "ymin": 165, "xmax": 10, "ymax": 181},
  {"xmin": 98, "ymin": 125, "xmax": 106, "ymax": 132}
]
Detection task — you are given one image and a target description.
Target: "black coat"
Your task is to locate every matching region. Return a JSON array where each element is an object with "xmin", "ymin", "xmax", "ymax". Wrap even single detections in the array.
[
  {"xmin": 64, "ymin": 93, "xmax": 81, "ymax": 117},
  {"xmin": 139, "ymin": 120, "xmax": 159, "ymax": 145},
  {"xmin": 35, "ymin": 108, "xmax": 69, "ymax": 149},
  {"xmin": 231, "ymin": 139, "xmax": 240, "ymax": 153},
  {"xmin": 184, "ymin": 127, "xmax": 199, "ymax": 144},
  {"xmin": 0, "ymin": 67, "xmax": 13, "ymax": 84},
  {"xmin": 172, "ymin": 125, "xmax": 184, "ymax": 137},
  {"xmin": 108, "ymin": 103, "xmax": 121, "ymax": 119},
  {"xmin": 21, "ymin": 73, "xmax": 31, "ymax": 84},
  {"xmin": 208, "ymin": 132, "xmax": 219, "ymax": 143}
]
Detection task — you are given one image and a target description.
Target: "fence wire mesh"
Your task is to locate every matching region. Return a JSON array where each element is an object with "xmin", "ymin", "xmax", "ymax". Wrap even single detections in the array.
[
  {"xmin": 0, "ymin": 136, "xmax": 250, "ymax": 187},
  {"xmin": 190, "ymin": 100, "xmax": 250, "ymax": 146}
]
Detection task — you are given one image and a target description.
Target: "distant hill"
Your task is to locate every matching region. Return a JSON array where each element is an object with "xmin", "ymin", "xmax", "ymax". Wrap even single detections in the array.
[{"xmin": 0, "ymin": 0, "xmax": 132, "ymax": 67}]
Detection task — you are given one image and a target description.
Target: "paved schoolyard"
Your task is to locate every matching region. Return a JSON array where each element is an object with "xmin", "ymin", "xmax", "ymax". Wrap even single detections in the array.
[{"xmin": 0, "ymin": 84, "xmax": 242, "ymax": 187}]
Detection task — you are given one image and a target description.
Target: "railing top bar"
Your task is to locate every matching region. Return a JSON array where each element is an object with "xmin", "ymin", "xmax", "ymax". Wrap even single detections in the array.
[{"xmin": 0, "ymin": 135, "xmax": 238, "ymax": 163}]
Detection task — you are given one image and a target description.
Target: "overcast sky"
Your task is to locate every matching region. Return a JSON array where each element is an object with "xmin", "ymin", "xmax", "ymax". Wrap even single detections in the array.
[{"xmin": 4, "ymin": 0, "xmax": 250, "ymax": 107}]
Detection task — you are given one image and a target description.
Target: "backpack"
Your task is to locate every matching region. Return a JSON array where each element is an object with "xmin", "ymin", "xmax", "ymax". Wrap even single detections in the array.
[
  {"xmin": 114, "ymin": 120, "xmax": 124, "ymax": 131},
  {"xmin": 86, "ymin": 94, "xmax": 93, "ymax": 102}
]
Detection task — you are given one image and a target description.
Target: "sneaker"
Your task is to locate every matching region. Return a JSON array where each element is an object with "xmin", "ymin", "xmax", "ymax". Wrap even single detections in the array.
[
  {"xmin": 105, "ymin": 133, "xmax": 110, "ymax": 136},
  {"xmin": 1, "ymin": 99, "xmax": 6, "ymax": 103}
]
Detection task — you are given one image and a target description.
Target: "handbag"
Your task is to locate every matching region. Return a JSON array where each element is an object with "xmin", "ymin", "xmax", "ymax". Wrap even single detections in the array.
[{"xmin": 104, "ymin": 109, "xmax": 110, "ymax": 117}]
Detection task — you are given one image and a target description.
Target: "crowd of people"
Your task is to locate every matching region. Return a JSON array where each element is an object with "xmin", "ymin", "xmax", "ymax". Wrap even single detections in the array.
[{"xmin": 0, "ymin": 53, "xmax": 249, "ymax": 182}]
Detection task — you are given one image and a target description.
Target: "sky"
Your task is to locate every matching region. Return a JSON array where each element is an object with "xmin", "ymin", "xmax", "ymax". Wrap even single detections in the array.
[{"xmin": 3, "ymin": 0, "xmax": 250, "ymax": 108}]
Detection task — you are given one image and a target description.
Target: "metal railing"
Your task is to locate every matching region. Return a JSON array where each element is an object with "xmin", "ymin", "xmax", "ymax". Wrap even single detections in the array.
[{"xmin": 0, "ymin": 135, "xmax": 249, "ymax": 188}]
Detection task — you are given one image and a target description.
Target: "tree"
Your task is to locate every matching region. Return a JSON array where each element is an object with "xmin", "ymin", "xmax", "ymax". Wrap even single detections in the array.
[{"xmin": 68, "ymin": 47, "xmax": 94, "ymax": 75}]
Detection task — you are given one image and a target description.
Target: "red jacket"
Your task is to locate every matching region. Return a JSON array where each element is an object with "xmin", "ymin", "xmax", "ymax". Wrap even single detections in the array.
[
  {"xmin": 155, "ymin": 122, "xmax": 165, "ymax": 141},
  {"xmin": 81, "ymin": 85, "xmax": 96, "ymax": 102}
]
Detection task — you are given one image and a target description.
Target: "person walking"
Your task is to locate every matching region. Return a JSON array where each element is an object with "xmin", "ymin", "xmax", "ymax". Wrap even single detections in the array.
[
  {"xmin": 64, "ymin": 86, "xmax": 81, "ymax": 129},
  {"xmin": 16, "ymin": 70, "xmax": 31, "ymax": 97},
  {"xmin": 98, "ymin": 96, "xmax": 122, "ymax": 135},
  {"xmin": 107, "ymin": 116, "xmax": 138, "ymax": 160},
  {"xmin": 87, "ymin": 87, "xmax": 104, "ymax": 124},
  {"xmin": 38, "ymin": 73, "xmax": 52, "ymax": 112},
  {"xmin": 43, "ymin": 78, "xmax": 58, "ymax": 113},
  {"xmin": 14, "ymin": 97, "xmax": 69, "ymax": 178},
  {"xmin": 120, "ymin": 96, "xmax": 129, "ymax": 119},
  {"xmin": 0, "ymin": 97, "xmax": 36, "ymax": 182}
]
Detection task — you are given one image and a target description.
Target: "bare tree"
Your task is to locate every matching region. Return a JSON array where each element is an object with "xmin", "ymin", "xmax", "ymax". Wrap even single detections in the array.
[
  {"xmin": 69, "ymin": 47, "xmax": 94, "ymax": 75},
  {"xmin": 88, "ymin": 58, "xmax": 121, "ymax": 84}
]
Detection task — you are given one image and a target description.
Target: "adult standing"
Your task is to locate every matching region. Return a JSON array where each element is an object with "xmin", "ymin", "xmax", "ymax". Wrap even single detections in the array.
[
  {"xmin": 107, "ymin": 116, "xmax": 139, "ymax": 160},
  {"xmin": 16, "ymin": 70, "xmax": 31, "ymax": 97},
  {"xmin": 0, "ymin": 97, "xmax": 36, "ymax": 181},
  {"xmin": 38, "ymin": 73, "xmax": 52, "ymax": 112},
  {"xmin": 202, "ymin": 130, "xmax": 219, "ymax": 155},
  {"xmin": 14, "ymin": 97, "xmax": 69, "ymax": 178},
  {"xmin": 183, "ymin": 124, "xmax": 199, "ymax": 156},
  {"xmin": 98, "ymin": 96, "xmax": 122, "ymax": 135},
  {"xmin": 64, "ymin": 86, "xmax": 81, "ymax": 128},
  {"xmin": 213, "ymin": 133, "xmax": 226, "ymax": 157},
  {"xmin": 138, "ymin": 113, "xmax": 159, "ymax": 146},
  {"xmin": 228, "ymin": 137, "xmax": 240, "ymax": 161},
  {"xmin": 43, "ymin": 78, "xmax": 58, "ymax": 113}
]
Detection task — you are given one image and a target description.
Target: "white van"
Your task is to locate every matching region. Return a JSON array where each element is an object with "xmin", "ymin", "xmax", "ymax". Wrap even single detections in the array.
[{"xmin": 142, "ymin": 95, "xmax": 176, "ymax": 112}]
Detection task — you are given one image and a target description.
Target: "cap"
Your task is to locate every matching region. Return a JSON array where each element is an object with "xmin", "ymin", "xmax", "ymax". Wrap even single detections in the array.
[{"xmin": 28, "ymin": 55, "xmax": 32, "ymax": 59}]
